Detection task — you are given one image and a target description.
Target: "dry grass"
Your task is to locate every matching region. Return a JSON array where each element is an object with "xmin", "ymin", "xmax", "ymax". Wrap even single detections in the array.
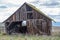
[
  {"xmin": 0, "ymin": 33, "xmax": 60, "ymax": 40},
  {"xmin": 52, "ymin": 27, "xmax": 60, "ymax": 36},
  {"xmin": 0, "ymin": 26, "xmax": 60, "ymax": 40}
]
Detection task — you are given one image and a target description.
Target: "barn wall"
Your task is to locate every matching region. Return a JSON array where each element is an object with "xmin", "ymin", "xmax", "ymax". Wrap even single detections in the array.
[
  {"xmin": 26, "ymin": 19, "xmax": 51, "ymax": 35},
  {"xmin": 4, "ymin": 3, "xmax": 52, "ymax": 35},
  {"xmin": 4, "ymin": 3, "xmax": 51, "ymax": 23},
  {"xmin": 13, "ymin": 14, "xmax": 16, "ymax": 21},
  {"xmin": 19, "ymin": 4, "xmax": 27, "ymax": 21}
]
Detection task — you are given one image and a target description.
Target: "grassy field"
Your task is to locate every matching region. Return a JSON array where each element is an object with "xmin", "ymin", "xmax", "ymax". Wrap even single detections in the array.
[
  {"xmin": 0, "ymin": 34, "xmax": 60, "ymax": 40},
  {"xmin": 0, "ymin": 27, "xmax": 60, "ymax": 40}
]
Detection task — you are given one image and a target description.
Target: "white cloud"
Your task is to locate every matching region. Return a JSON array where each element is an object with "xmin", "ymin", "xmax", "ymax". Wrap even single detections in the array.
[
  {"xmin": 39, "ymin": 0, "xmax": 50, "ymax": 3},
  {"xmin": 54, "ymin": 19, "xmax": 60, "ymax": 22},
  {"xmin": 0, "ymin": 0, "xmax": 60, "ymax": 22},
  {"xmin": 40, "ymin": 8, "xmax": 60, "ymax": 15},
  {"xmin": 1, "ymin": 0, "xmax": 36, "ymax": 5},
  {"xmin": 33, "ymin": 5, "xmax": 60, "ymax": 15},
  {"xmin": 0, "ymin": 0, "xmax": 36, "ymax": 22},
  {"xmin": 0, "ymin": 7, "xmax": 19, "ymax": 22},
  {"xmin": 39, "ymin": 0, "xmax": 60, "ymax": 8},
  {"xmin": 49, "ymin": 15, "xmax": 60, "ymax": 22}
]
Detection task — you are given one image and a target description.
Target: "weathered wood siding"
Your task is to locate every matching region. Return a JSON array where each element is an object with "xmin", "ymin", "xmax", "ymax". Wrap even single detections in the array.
[
  {"xmin": 26, "ymin": 19, "xmax": 51, "ymax": 35},
  {"xmin": 4, "ymin": 3, "xmax": 51, "ymax": 23},
  {"xmin": 13, "ymin": 14, "xmax": 16, "ymax": 21},
  {"xmin": 4, "ymin": 3, "xmax": 52, "ymax": 35}
]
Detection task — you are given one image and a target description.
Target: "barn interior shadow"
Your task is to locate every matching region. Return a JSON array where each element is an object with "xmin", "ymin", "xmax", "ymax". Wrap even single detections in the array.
[
  {"xmin": 7, "ymin": 21, "xmax": 28, "ymax": 34},
  {"xmin": 14, "ymin": 21, "xmax": 27, "ymax": 34}
]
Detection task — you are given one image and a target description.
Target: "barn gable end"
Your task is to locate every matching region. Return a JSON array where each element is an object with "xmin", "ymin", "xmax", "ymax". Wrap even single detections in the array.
[{"xmin": 3, "ymin": 2, "xmax": 53, "ymax": 35}]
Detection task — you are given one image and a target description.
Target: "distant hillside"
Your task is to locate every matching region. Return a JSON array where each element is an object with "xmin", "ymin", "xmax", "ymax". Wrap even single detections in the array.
[
  {"xmin": 0, "ymin": 23, "xmax": 5, "ymax": 27},
  {"xmin": 0, "ymin": 23, "xmax": 5, "ymax": 33},
  {"xmin": 52, "ymin": 26, "xmax": 60, "ymax": 32}
]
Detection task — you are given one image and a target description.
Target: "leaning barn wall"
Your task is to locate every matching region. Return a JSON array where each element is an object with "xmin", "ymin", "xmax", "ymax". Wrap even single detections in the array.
[{"xmin": 4, "ymin": 3, "xmax": 52, "ymax": 35}]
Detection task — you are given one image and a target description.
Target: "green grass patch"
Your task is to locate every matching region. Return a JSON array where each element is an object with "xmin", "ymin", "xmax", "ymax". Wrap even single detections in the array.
[{"xmin": 0, "ymin": 33, "xmax": 60, "ymax": 40}]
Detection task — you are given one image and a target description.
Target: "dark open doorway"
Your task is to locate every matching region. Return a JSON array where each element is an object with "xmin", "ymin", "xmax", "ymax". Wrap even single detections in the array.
[
  {"xmin": 19, "ymin": 26, "xmax": 27, "ymax": 33},
  {"xmin": 6, "ymin": 21, "xmax": 28, "ymax": 34},
  {"xmin": 14, "ymin": 21, "xmax": 27, "ymax": 34}
]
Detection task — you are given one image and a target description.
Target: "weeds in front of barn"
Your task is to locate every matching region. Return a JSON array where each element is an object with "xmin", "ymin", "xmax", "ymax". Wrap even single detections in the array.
[{"xmin": 0, "ymin": 33, "xmax": 60, "ymax": 40}]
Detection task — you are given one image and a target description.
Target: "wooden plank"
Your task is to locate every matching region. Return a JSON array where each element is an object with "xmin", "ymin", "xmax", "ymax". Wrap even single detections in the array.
[
  {"xmin": 13, "ymin": 14, "xmax": 16, "ymax": 21},
  {"xmin": 15, "ymin": 11, "xmax": 20, "ymax": 21}
]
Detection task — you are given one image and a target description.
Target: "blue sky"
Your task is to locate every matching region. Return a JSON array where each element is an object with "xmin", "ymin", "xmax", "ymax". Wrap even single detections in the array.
[{"xmin": 0, "ymin": 0, "xmax": 60, "ymax": 26}]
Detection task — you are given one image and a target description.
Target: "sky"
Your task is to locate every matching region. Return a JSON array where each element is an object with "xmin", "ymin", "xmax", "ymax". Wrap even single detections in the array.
[{"xmin": 0, "ymin": 0, "xmax": 60, "ymax": 26}]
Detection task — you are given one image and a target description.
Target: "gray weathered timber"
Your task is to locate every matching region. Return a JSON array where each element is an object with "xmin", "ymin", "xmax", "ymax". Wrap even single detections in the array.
[{"xmin": 3, "ymin": 3, "xmax": 52, "ymax": 35}]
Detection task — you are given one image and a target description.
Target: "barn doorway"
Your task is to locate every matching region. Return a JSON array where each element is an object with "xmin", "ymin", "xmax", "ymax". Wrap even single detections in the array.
[
  {"xmin": 15, "ymin": 21, "xmax": 28, "ymax": 34},
  {"xmin": 19, "ymin": 26, "xmax": 27, "ymax": 33}
]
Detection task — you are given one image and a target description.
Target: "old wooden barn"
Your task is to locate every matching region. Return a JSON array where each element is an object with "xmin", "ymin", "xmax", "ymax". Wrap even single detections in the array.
[{"xmin": 3, "ymin": 2, "xmax": 53, "ymax": 35}]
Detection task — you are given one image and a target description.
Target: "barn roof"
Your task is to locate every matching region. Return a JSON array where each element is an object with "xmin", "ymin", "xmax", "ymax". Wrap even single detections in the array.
[
  {"xmin": 26, "ymin": 3, "xmax": 55, "ymax": 22},
  {"xmin": 3, "ymin": 2, "xmax": 55, "ymax": 23}
]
